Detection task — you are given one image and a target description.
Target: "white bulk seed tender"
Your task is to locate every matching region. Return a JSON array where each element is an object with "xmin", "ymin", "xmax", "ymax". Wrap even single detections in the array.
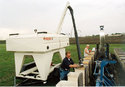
[{"xmin": 6, "ymin": 2, "xmax": 70, "ymax": 82}]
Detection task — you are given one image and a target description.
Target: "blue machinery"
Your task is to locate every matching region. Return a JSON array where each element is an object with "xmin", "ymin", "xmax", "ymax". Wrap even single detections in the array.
[
  {"xmin": 94, "ymin": 60, "xmax": 116, "ymax": 86},
  {"xmin": 93, "ymin": 26, "xmax": 117, "ymax": 86}
]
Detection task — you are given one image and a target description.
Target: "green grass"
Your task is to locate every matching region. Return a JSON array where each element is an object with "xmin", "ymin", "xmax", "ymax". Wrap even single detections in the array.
[{"xmin": 0, "ymin": 44, "xmax": 125, "ymax": 86}]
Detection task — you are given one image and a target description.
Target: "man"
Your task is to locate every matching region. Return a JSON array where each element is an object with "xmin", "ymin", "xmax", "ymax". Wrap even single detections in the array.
[
  {"xmin": 84, "ymin": 44, "xmax": 90, "ymax": 57},
  {"xmin": 60, "ymin": 51, "xmax": 79, "ymax": 80}
]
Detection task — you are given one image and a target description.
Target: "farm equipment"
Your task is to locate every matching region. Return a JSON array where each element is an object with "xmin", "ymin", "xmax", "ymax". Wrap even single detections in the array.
[
  {"xmin": 56, "ymin": 25, "xmax": 118, "ymax": 87},
  {"xmin": 6, "ymin": 4, "xmax": 69, "ymax": 85},
  {"xmin": 6, "ymin": 2, "xmax": 119, "ymax": 86},
  {"xmin": 93, "ymin": 26, "xmax": 117, "ymax": 86},
  {"xmin": 6, "ymin": 2, "xmax": 82, "ymax": 85}
]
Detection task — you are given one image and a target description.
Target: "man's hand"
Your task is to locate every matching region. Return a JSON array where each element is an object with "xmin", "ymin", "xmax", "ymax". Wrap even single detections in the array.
[{"xmin": 73, "ymin": 64, "xmax": 79, "ymax": 67}]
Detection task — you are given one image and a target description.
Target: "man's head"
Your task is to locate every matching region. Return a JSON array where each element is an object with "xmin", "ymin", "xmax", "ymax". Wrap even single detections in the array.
[
  {"xmin": 86, "ymin": 44, "xmax": 90, "ymax": 49},
  {"xmin": 66, "ymin": 51, "xmax": 71, "ymax": 58}
]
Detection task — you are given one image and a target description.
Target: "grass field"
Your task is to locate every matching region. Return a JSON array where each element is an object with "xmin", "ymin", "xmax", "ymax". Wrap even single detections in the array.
[{"xmin": 0, "ymin": 44, "xmax": 125, "ymax": 86}]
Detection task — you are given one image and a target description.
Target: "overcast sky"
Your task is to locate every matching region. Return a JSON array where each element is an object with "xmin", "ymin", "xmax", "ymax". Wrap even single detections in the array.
[{"xmin": 0, "ymin": 0, "xmax": 125, "ymax": 40}]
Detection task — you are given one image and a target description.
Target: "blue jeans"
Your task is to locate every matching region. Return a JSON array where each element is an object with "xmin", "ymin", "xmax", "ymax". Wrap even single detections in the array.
[{"xmin": 60, "ymin": 68, "xmax": 69, "ymax": 80}]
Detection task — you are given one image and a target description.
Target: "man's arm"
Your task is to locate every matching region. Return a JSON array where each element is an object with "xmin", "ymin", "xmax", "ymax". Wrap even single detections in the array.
[
  {"xmin": 85, "ymin": 48, "xmax": 90, "ymax": 55},
  {"xmin": 69, "ymin": 64, "xmax": 79, "ymax": 68}
]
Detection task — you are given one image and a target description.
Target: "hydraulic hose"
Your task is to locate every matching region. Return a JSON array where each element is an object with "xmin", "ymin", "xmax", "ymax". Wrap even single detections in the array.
[{"xmin": 68, "ymin": 6, "xmax": 83, "ymax": 65}]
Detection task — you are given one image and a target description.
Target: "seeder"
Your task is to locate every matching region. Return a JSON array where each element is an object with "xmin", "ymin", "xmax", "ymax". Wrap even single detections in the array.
[{"xmin": 93, "ymin": 26, "xmax": 117, "ymax": 86}]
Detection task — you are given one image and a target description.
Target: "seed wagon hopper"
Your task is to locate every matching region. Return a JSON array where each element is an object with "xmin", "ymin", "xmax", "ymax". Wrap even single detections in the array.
[
  {"xmin": 6, "ymin": 33, "xmax": 69, "ymax": 81},
  {"xmin": 6, "ymin": 2, "xmax": 82, "ymax": 84}
]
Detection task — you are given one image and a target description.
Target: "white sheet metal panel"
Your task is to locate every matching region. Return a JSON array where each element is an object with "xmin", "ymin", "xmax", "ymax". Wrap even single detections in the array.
[{"xmin": 6, "ymin": 34, "xmax": 69, "ymax": 52}]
